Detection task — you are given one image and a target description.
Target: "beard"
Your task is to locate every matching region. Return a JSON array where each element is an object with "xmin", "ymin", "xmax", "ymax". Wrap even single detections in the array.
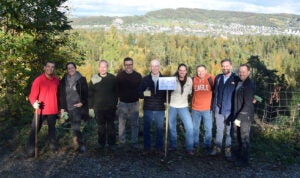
[{"xmin": 222, "ymin": 69, "xmax": 230, "ymax": 75}]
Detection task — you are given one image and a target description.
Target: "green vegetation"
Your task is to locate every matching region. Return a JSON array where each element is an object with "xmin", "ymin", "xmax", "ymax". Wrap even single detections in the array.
[{"xmin": 0, "ymin": 4, "xmax": 299, "ymax": 164}]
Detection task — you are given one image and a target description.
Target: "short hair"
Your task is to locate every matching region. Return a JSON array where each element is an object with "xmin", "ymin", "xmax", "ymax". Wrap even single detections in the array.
[
  {"xmin": 150, "ymin": 59, "xmax": 160, "ymax": 67},
  {"xmin": 66, "ymin": 62, "xmax": 77, "ymax": 69},
  {"xmin": 45, "ymin": 61, "xmax": 55, "ymax": 66},
  {"xmin": 239, "ymin": 64, "xmax": 250, "ymax": 71},
  {"xmin": 221, "ymin": 58, "xmax": 232, "ymax": 65},
  {"xmin": 196, "ymin": 64, "xmax": 206, "ymax": 71},
  {"xmin": 124, "ymin": 57, "xmax": 133, "ymax": 64},
  {"xmin": 99, "ymin": 59, "xmax": 109, "ymax": 67}
]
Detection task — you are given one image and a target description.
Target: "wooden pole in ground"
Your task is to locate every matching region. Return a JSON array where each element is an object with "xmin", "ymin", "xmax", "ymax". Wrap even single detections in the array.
[
  {"xmin": 164, "ymin": 90, "xmax": 169, "ymax": 157},
  {"xmin": 35, "ymin": 109, "xmax": 38, "ymax": 158}
]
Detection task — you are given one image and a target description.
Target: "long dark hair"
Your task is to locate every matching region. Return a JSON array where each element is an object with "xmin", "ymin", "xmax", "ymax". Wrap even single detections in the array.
[{"xmin": 175, "ymin": 63, "xmax": 188, "ymax": 94}]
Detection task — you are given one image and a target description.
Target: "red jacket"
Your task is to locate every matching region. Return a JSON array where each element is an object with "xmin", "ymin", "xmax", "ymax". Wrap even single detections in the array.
[{"xmin": 29, "ymin": 73, "xmax": 59, "ymax": 115}]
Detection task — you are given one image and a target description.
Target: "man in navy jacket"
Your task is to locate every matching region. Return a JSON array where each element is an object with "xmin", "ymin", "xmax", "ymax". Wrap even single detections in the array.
[
  {"xmin": 138, "ymin": 59, "xmax": 166, "ymax": 154},
  {"xmin": 210, "ymin": 59, "xmax": 239, "ymax": 161}
]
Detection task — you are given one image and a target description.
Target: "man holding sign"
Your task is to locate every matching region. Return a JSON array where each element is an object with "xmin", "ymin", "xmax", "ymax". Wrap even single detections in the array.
[{"xmin": 138, "ymin": 59, "xmax": 166, "ymax": 155}]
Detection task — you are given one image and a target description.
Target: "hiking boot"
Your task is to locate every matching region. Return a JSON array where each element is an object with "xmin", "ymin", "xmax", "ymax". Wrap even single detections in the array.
[
  {"xmin": 210, "ymin": 146, "xmax": 221, "ymax": 156},
  {"xmin": 73, "ymin": 137, "xmax": 79, "ymax": 151}
]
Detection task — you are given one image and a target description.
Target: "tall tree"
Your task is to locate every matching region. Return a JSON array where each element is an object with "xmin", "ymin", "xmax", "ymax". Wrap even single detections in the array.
[{"xmin": 0, "ymin": 0, "xmax": 84, "ymax": 117}]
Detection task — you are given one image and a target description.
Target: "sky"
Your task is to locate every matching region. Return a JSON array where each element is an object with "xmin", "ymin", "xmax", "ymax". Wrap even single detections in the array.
[{"xmin": 65, "ymin": 0, "xmax": 300, "ymax": 17}]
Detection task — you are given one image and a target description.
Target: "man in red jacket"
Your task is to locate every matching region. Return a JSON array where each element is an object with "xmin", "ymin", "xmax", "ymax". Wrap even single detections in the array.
[{"xmin": 27, "ymin": 61, "xmax": 59, "ymax": 157}]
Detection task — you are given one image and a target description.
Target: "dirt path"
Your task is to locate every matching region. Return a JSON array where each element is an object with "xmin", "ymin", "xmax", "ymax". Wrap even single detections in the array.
[{"xmin": 0, "ymin": 144, "xmax": 299, "ymax": 177}]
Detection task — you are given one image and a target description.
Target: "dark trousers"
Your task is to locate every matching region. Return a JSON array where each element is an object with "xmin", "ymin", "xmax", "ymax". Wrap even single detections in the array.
[
  {"xmin": 95, "ymin": 109, "xmax": 116, "ymax": 146},
  {"xmin": 68, "ymin": 108, "xmax": 82, "ymax": 138},
  {"xmin": 29, "ymin": 114, "xmax": 57, "ymax": 147},
  {"xmin": 234, "ymin": 116, "xmax": 252, "ymax": 163},
  {"xmin": 68, "ymin": 108, "xmax": 83, "ymax": 142}
]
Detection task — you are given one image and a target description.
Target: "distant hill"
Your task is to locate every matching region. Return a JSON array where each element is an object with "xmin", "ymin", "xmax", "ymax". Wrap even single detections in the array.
[{"xmin": 70, "ymin": 8, "xmax": 300, "ymax": 36}]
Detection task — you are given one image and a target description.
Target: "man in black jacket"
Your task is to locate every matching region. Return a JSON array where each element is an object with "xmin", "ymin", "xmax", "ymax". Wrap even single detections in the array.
[
  {"xmin": 138, "ymin": 59, "xmax": 166, "ymax": 154},
  {"xmin": 231, "ymin": 64, "xmax": 255, "ymax": 167},
  {"xmin": 59, "ymin": 62, "xmax": 89, "ymax": 153}
]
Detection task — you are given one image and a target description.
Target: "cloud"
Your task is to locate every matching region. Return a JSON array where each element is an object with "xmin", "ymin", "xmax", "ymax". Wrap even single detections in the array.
[{"xmin": 65, "ymin": 0, "xmax": 300, "ymax": 17}]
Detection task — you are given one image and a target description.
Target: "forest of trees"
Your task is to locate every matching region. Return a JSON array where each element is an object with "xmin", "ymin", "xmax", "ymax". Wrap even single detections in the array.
[
  {"xmin": 1, "ymin": 1, "xmax": 300, "ymax": 123},
  {"xmin": 75, "ymin": 27, "xmax": 300, "ymax": 88}
]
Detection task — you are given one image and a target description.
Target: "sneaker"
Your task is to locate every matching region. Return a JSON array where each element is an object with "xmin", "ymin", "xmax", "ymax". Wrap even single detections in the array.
[
  {"xmin": 225, "ymin": 147, "xmax": 234, "ymax": 162},
  {"xmin": 210, "ymin": 146, "xmax": 221, "ymax": 156},
  {"xmin": 225, "ymin": 147, "xmax": 232, "ymax": 157}
]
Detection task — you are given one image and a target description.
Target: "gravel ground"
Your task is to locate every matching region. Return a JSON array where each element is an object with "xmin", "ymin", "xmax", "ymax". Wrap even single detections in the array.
[{"xmin": 0, "ymin": 144, "xmax": 299, "ymax": 178}]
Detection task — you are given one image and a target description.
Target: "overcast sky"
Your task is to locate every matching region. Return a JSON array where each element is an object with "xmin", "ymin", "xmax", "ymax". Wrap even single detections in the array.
[{"xmin": 65, "ymin": 0, "xmax": 300, "ymax": 17}]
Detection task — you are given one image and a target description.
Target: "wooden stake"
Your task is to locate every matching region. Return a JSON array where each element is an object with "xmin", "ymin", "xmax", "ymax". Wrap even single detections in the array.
[
  {"xmin": 35, "ymin": 109, "xmax": 38, "ymax": 158},
  {"xmin": 164, "ymin": 90, "xmax": 169, "ymax": 157}
]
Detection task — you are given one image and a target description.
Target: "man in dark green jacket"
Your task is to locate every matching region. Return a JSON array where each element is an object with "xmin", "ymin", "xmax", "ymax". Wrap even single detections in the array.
[{"xmin": 88, "ymin": 60, "xmax": 118, "ymax": 149}]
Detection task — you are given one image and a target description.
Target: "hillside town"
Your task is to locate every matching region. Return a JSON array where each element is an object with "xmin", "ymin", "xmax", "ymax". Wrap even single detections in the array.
[{"xmin": 72, "ymin": 18, "xmax": 300, "ymax": 36}]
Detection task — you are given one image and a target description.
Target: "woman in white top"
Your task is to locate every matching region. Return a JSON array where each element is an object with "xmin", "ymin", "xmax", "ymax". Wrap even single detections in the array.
[{"xmin": 168, "ymin": 63, "xmax": 194, "ymax": 155}]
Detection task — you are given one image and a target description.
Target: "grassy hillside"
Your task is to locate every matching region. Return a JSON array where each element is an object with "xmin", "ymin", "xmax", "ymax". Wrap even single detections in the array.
[{"xmin": 70, "ymin": 8, "xmax": 300, "ymax": 29}]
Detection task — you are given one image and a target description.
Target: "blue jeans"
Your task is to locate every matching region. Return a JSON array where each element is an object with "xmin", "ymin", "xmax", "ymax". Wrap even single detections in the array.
[
  {"xmin": 214, "ymin": 106, "xmax": 233, "ymax": 148},
  {"xmin": 143, "ymin": 110, "xmax": 165, "ymax": 150},
  {"xmin": 168, "ymin": 106, "xmax": 193, "ymax": 151},
  {"xmin": 192, "ymin": 110, "xmax": 213, "ymax": 149}
]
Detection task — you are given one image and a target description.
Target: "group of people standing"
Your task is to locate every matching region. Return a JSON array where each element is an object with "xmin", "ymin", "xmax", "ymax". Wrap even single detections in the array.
[{"xmin": 27, "ymin": 57, "xmax": 255, "ymax": 167}]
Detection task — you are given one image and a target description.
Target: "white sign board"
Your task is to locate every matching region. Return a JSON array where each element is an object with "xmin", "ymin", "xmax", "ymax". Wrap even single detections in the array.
[{"xmin": 159, "ymin": 77, "xmax": 177, "ymax": 90}]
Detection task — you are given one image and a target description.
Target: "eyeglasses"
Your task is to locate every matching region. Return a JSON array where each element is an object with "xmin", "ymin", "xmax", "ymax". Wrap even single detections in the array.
[{"xmin": 124, "ymin": 64, "xmax": 133, "ymax": 66}]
